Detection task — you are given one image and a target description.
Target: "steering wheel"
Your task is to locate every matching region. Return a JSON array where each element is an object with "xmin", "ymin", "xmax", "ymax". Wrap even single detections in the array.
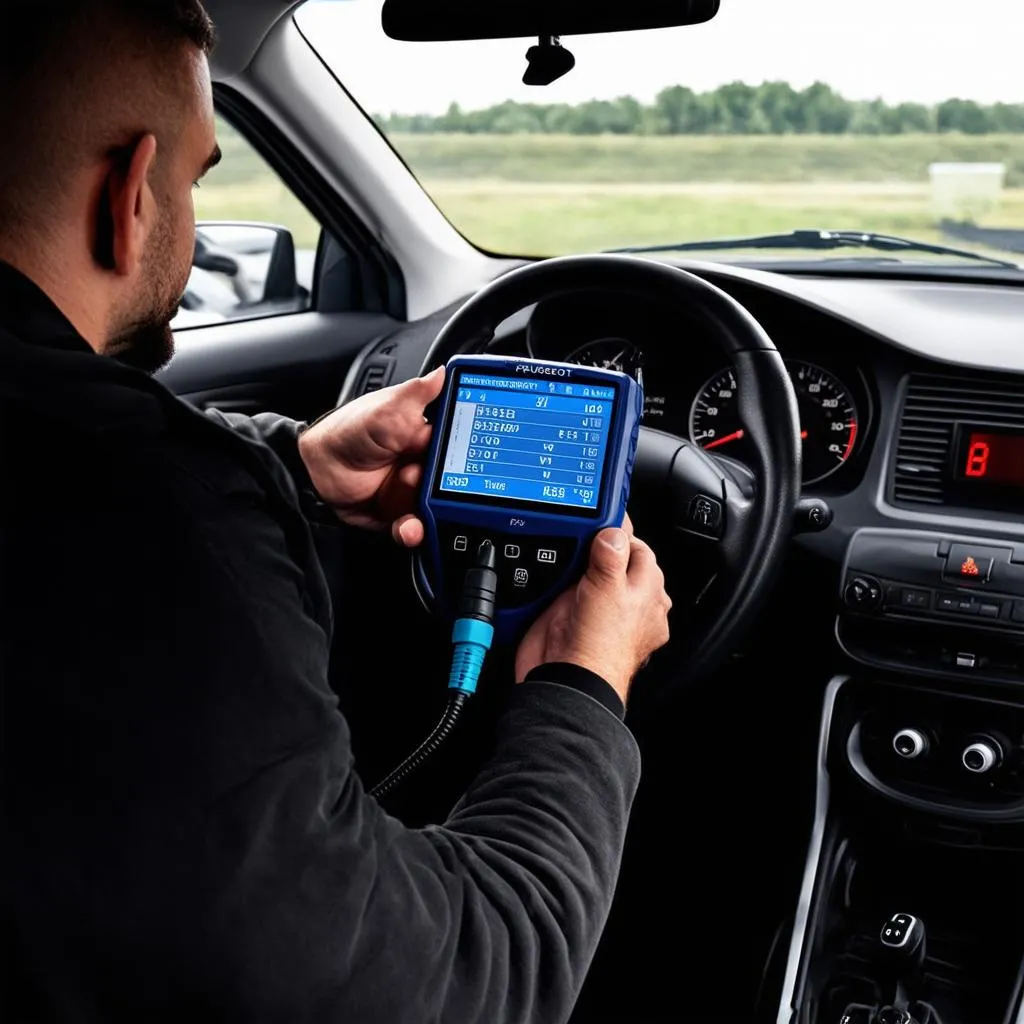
[{"xmin": 419, "ymin": 254, "xmax": 801, "ymax": 687}]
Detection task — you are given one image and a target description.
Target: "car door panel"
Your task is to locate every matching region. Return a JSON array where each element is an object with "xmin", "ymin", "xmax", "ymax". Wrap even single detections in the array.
[{"xmin": 159, "ymin": 311, "xmax": 399, "ymax": 422}]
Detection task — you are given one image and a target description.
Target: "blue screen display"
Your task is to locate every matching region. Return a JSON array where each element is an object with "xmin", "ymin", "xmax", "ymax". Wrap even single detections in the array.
[{"xmin": 438, "ymin": 372, "xmax": 617, "ymax": 512}]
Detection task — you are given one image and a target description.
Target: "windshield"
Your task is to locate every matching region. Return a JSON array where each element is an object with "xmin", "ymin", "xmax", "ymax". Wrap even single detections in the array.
[{"xmin": 296, "ymin": 0, "xmax": 1024, "ymax": 266}]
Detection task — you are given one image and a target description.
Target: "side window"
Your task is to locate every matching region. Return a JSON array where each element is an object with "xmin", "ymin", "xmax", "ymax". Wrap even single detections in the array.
[{"xmin": 174, "ymin": 116, "xmax": 321, "ymax": 330}]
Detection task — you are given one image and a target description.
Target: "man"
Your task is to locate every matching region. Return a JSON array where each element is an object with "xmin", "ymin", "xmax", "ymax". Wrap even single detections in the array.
[{"xmin": 0, "ymin": 2, "xmax": 671, "ymax": 1021}]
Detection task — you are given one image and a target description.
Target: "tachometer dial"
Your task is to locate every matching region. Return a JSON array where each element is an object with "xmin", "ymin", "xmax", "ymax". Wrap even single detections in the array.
[{"xmin": 688, "ymin": 361, "xmax": 860, "ymax": 484}]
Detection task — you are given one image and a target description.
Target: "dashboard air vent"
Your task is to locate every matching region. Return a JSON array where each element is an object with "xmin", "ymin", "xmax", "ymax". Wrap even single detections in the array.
[
  {"xmin": 357, "ymin": 358, "xmax": 395, "ymax": 396},
  {"xmin": 892, "ymin": 372, "xmax": 1024, "ymax": 505}
]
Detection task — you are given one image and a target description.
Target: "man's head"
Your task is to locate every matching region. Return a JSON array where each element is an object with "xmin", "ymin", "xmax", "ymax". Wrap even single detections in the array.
[{"xmin": 0, "ymin": 0, "xmax": 220, "ymax": 372}]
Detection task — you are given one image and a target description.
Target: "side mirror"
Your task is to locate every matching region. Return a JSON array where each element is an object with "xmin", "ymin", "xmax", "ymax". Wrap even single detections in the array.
[{"xmin": 192, "ymin": 222, "xmax": 301, "ymax": 307}]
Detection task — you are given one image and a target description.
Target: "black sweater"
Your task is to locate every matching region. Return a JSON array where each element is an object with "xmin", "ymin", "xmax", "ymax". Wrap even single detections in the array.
[{"xmin": 0, "ymin": 264, "xmax": 641, "ymax": 1023}]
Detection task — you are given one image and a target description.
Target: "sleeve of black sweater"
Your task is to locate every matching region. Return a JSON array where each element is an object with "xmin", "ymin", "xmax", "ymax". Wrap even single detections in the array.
[{"xmin": 15, "ymin": 427, "xmax": 641, "ymax": 1024}]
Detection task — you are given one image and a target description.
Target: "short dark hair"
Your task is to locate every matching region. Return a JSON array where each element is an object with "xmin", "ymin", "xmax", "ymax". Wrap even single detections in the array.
[
  {"xmin": 0, "ymin": 0, "xmax": 217, "ymax": 234},
  {"xmin": 0, "ymin": 0, "xmax": 215, "ymax": 74}
]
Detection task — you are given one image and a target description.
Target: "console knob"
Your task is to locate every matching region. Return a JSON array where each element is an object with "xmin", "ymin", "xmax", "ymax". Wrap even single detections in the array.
[
  {"xmin": 962, "ymin": 739, "xmax": 1002, "ymax": 774},
  {"xmin": 892, "ymin": 728, "xmax": 929, "ymax": 760},
  {"xmin": 843, "ymin": 575, "xmax": 883, "ymax": 612}
]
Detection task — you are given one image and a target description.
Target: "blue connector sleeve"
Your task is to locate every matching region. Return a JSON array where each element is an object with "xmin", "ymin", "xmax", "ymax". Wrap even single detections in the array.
[{"xmin": 448, "ymin": 617, "xmax": 495, "ymax": 695}]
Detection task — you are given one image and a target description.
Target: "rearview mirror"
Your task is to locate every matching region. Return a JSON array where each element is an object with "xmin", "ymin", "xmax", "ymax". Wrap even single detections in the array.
[{"xmin": 381, "ymin": 0, "xmax": 720, "ymax": 41}]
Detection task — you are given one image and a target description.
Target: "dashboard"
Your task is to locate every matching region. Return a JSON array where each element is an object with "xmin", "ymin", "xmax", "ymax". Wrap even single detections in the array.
[
  {"xmin": 345, "ymin": 257, "xmax": 1024, "ymax": 683},
  {"xmin": 509, "ymin": 284, "xmax": 875, "ymax": 493}
]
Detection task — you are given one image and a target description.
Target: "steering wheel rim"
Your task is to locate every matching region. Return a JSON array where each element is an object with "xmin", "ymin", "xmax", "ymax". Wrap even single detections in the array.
[{"xmin": 419, "ymin": 254, "xmax": 801, "ymax": 687}]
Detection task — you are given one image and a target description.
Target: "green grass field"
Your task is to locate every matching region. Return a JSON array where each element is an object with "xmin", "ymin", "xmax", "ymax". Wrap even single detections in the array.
[
  {"xmin": 195, "ymin": 128, "xmax": 1024, "ymax": 258},
  {"xmin": 391, "ymin": 132, "xmax": 1024, "ymax": 187}
]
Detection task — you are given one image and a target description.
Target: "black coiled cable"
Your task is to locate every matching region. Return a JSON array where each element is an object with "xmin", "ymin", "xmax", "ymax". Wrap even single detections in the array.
[{"xmin": 369, "ymin": 690, "xmax": 471, "ymax": 800}]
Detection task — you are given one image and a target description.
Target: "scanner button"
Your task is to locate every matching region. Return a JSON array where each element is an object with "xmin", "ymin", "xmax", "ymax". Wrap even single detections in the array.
[
  {"xmin": 453, "ymin": 535, "xmax": 468, "ymax": 552},
  {"xmin": 504, "ymin": 544, "xmax": 521, "ymax": 559},
  {"xmin": 537, "ymin": 548, "xmax": 557, "ymax": 564}
]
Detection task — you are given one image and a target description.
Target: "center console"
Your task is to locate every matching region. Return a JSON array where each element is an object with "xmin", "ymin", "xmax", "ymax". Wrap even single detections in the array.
[{"xmin": 776, "ymin": 529, "xmax": 1024, "ymax": 1024}]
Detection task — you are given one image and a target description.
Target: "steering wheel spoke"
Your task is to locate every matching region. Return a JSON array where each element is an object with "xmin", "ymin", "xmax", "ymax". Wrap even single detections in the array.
[{"xmin": 635, "ymin": 432, "xmax": 754, "ymax": 569}]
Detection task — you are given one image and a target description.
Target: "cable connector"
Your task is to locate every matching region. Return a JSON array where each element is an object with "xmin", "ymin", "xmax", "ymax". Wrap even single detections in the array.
[
  {"xmin": 449, "ymin": 618, "xmax": 494, "ymax": 694},
  {"xmin": 369, "ymin": 538, "xmax": 499, "ymax": 802},
  {"xmin": 448, "ymin": 539, "xmax": 498, "ymax": 695}
]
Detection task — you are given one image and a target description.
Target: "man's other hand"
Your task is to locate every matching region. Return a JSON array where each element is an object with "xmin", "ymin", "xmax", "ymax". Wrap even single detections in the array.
[
  {"xmin": 515, "ymin": 516, "xmax": 671, "ymax": 707},
  {"xmin": 298, "ymin": 367, "xmax": 445, "ymax": 546}
]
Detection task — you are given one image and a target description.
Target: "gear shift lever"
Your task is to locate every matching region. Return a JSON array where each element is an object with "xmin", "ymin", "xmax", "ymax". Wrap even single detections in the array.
[
  {"xmin": 839, "ymin": 915, "xmax": 943, "ymax": 1024},
  {"xmin": 878, "ymin": 911, "xmax": 926, "ymax": 1007}
]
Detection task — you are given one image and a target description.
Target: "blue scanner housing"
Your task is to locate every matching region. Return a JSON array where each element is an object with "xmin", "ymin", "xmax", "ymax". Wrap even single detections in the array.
[{"xmin": 416, "ymin": 354, "xmax": 644, "ymax": 642}]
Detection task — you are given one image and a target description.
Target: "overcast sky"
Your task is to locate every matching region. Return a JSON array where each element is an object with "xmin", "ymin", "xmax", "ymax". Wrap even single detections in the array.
[{"xmin": 296, "ymin": 0, "xmax": 1024, "ymax": 115}]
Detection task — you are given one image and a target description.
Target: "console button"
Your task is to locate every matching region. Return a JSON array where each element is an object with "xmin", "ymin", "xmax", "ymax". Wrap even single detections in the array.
[
  {"xmin": 936, "ymin": 593, "xmax": 959, "ymax": 613},
  {"xmin": 978, "ymin": 601, "xmax": 1002, "ymax": 618},
  {"xmin": 944, "ymin": 543, "xmax": 999, "ymax": 583},
  {"xmin": 844, "ymin": 575, "xmax": 883, "ymax": 612},
  {"xmin": 899, "ymin": 588, "xmax": 930, "ymax": 610},
  {"xmin": 957, "ymin": 597, "xmax": 978, "ymax": 614},
  {"xmin": 1012, "ymin": 601, "xmax": 1024, "ymax": 623},
  {"xmin": 892, "ymin": 728, "xmax": 928, "ymax": 759}
]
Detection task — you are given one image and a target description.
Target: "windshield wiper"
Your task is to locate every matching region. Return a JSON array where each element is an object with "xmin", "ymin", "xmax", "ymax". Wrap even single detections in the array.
[{"xmin": 607, "ymin": 228, "xmax": 1021, "ymax": 269}]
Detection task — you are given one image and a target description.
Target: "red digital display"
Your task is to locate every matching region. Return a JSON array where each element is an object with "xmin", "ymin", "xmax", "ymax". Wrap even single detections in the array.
[{"xmin": 958, "ymin": 430, "xmax": 1024, "ymax": 486}]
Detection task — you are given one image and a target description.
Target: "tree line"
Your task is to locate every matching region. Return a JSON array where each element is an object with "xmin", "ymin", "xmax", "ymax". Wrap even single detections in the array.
[{"xmin": 375, "ymin": 82, "xmax": 1024, "ymax": 136}]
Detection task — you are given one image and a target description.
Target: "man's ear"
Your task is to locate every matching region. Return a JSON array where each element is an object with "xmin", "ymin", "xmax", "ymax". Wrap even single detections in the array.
[{"xmin": 104, "ymin": 133, "xmax": 158, "ymax": 277}]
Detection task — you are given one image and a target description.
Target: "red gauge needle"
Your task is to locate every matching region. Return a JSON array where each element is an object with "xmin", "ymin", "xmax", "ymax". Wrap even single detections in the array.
[
  {"xmin": 703, "ymin": 430, "xmax": 744, "ymax": 450},
  {"xmin": 704, "ymin": 428, "xmax": 807, "ymax": 451}
]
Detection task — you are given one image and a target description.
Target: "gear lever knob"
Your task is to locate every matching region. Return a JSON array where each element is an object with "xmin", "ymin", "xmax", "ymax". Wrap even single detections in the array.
[{"xmin": 879, "ymin": 912, "xmax": 926, "ymax": 967}]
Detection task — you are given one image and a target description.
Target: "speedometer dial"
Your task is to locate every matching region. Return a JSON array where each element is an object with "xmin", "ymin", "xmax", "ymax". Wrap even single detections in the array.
[
  {"xmin": 564, "ymin": 338, "xmax": 643, "ymax": 378},
  {"xmin": 689, "ymin": 361, "xmax": 860, "ymax": 484}
]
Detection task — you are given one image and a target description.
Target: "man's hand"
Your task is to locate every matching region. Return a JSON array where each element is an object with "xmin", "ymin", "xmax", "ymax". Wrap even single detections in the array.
[
  {"xmin": 297, "ymin": 367, "xmax": 445, "ymax": 547},
  {"xmin": 515, "ymin": 517, "xmax": 671, "ymax": 707}
]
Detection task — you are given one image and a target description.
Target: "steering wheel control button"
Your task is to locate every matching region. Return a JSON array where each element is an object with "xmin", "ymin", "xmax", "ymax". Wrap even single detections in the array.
[
  {"xmin": 944, "ymin": 543, "xmax": 998, "ymax": 584},
  {"xmin": 892, "ymin": 728, "xmax": 929, "ymax": 760},
  {"xmin": 962, "ymin": 739, "xmax": 1001, "ymax": 773},
  {"xmin": 687, "ymin": 494, "xmax": 724, "ymax": 538},
  {"xmin": 843, "ymin": 575, "xmax": 883, "ymax": 613}
]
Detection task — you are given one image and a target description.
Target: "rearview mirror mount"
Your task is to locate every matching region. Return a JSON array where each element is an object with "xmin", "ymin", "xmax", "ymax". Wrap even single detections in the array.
[{"xmin": 522, "ymin": 36, "xmax": 576, "ymax": 86}]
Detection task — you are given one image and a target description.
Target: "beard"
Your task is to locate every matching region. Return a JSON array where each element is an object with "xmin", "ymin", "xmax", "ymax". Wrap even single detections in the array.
[{"xmin": 107, "ymin": 215, "xmax": 188, "ymax": 375}]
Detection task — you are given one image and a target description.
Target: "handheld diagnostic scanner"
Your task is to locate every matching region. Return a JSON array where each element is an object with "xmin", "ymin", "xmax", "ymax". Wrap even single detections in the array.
[{"xmin": 415, "ymin": 354, "xmax": 644, "ymax": 641}]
